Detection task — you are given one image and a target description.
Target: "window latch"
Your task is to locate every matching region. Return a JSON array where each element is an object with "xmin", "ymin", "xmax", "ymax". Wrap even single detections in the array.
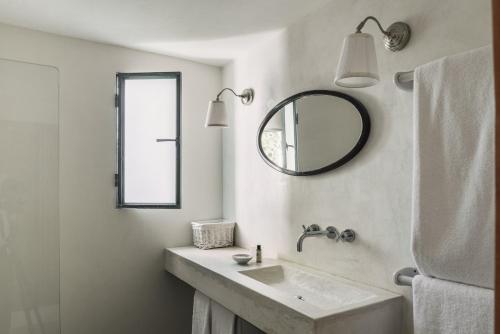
[{"xmin": 155, "ymin": 138, "xmax": 177, "ymax": 142}]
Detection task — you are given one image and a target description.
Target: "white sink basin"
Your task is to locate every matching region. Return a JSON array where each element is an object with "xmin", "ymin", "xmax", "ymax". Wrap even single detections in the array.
[{"xmin": 239, "ymin": 264, "xmax": 377, "ymax": 310}]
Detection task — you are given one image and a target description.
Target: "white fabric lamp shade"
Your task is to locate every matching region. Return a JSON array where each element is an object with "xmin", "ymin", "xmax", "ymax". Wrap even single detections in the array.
[
  {"xmin": 205, "ymin": 100, "xmax": 228, "ymax": 127},
  {"xmin": 334, "ymin": 33, "xmax": 380, "ymax": 88}
]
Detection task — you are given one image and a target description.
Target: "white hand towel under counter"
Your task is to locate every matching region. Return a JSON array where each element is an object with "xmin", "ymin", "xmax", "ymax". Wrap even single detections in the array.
[
  {"xmin": 412, "ymin": 45, "xmax": 494, "ymax": 289},
  {"xmin": 211, "ymin": 301, "xmax": 235, "ymax": 334},
  {"xmin": 192, "ymin": 291, "xmax": 211, "ymax": 334},
  {"xmin": 192, "ymin": 290, "xmax": 236, "ymax": 334}
]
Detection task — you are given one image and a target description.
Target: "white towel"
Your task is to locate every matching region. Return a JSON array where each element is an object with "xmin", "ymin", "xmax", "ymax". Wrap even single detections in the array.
[
  {"xmin": 413, "ymin": 275, "xmax": 493, "ymax": 334},
  {"xmin": 211, "ymin": 300, "xmax": 235, "ymax": 334},
  {"xmin": 412, "ymin": 45, "xmax": 495, "ymax": 289},
  {"xmin": 192, "ymin": 291, "xmax": 211, "ymax": 334}
]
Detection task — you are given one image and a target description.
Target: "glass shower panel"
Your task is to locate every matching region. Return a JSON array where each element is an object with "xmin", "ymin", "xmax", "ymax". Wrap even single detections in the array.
[{"xmin": 0, "ymin": 59, "xmax": 60, "ymax": 334}]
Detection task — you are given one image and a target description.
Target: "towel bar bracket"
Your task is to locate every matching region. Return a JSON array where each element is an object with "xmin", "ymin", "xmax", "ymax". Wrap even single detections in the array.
[
  {"xmin": 393, "ymin": 267, "xmax": 419, "ymax": 286},
  {"xmin": 394, "ymin": 70, "xmax": 414, "ymax": 91}
]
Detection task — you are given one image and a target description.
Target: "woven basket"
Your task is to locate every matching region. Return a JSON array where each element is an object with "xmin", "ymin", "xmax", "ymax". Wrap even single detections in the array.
[{"xmin": 191, "ymin": 220, "xmax": 235, "ymax": 250}]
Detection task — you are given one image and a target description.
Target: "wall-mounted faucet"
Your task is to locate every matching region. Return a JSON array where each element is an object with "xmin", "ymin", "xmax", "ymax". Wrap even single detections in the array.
[
  {"xmin": 297, "ymin": 224, "xmax": 355, "ymax": 252},
  {"xmin": 297, "ymin": 224, "xmax": 338, "ymax": 252}
]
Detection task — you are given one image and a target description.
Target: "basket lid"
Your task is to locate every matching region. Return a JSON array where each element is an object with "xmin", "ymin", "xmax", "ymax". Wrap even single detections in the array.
[{"xmin": 191, "ymin": 219, "xmax": 235, "ymax": 227}]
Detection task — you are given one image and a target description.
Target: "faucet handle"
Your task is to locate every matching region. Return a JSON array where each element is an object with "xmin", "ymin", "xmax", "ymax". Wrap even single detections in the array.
[
  {"xmin": 309, "ymin": 224, "xmax": 321, "ymax": 232},
  {"xmin": 302, "ymin": 224, "xmax": 321, "ymax": 232},
  {"xmin": 339, "ymin": 229, "xmax": 356, "ymax": 242},
  {"xmin": 325, "ymin": 226, "xmax": 339, "ymax": 240}
]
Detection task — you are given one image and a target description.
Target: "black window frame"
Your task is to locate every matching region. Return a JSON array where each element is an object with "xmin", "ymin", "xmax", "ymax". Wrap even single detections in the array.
[{"xmin": 115, "ymin": 72, "xmax": 182, "ymax": 209}]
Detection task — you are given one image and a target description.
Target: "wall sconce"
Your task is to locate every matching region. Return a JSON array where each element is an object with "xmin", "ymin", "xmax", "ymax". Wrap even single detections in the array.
[
  {"xmin": 334, "ymin": 16, "xmax": 411, "ymax": 88},
  {"xmin": 205, "ymin": 88, "xmax": 254, "ymax": 127}
]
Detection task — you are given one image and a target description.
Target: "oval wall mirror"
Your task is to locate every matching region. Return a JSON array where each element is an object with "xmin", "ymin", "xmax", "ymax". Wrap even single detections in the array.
[{"xmin": 257, "ymin": 90, "xmax": 370, "ymax": 176}]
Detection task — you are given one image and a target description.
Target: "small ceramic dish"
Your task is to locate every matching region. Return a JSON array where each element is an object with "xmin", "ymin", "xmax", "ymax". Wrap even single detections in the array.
[{"xmin": 232, "ymin": 253, "xmax": 253, "ymax": 265}]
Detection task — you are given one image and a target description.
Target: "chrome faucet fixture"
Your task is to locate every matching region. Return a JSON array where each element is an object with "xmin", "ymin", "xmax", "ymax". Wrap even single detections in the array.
[
  {"xmin": 296, "ymin": 224, "xmax": 340, "ymax": 252},
  {"xmin": 296, "ymin": 225, "xmax": 356, "ymax": 252}
]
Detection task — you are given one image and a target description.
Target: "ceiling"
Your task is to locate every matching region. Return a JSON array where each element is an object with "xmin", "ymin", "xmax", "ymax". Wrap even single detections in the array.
[{"xmin": 0, "ymin": 0, "xmax": 333, "ymax": 65}]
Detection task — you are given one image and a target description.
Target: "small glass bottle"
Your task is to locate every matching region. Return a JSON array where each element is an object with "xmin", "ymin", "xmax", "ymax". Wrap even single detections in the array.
[{"xmin": 256, "ymin": 245, "xmax": 262, "ymax": 263}]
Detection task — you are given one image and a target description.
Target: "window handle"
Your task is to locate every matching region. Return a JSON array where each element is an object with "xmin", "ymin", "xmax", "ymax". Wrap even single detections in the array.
[{"xmin": 156, "ymin": 138, "xmax": 177, "ymax": 142}]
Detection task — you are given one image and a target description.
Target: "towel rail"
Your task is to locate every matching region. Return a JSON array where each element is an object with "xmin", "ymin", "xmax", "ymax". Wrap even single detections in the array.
[
  {"xmin": 393, "ymin": 267, "xmax": 419, "ymax": 286},
  {"xmin": 394, "ymin": 70, "xmax": 414, "ymax": 91}
]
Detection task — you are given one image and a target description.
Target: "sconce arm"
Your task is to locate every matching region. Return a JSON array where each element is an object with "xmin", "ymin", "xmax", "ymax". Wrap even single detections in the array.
[
  {"xmin": 356, "ymin": 16, "xmax": 389, "ymax": 36},
  {"xmin": 216, "ymin": 87, "xmax": 243, "ymax": 101}
]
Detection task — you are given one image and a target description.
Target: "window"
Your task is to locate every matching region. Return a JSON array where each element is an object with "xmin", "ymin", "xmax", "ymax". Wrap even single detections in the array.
[{"xmin": 116, "ymin": 72, "xmax": 181, "ymax": 208}]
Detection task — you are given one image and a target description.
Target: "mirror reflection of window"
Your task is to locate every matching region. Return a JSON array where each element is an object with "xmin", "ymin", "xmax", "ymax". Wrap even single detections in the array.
[
  {"xmin": 261, "ymin": 130, "xmax": 284, "ymax": 167},
  {"xmin": 283, "ymin": 103, "xmax": 297, "ymax": 171}
]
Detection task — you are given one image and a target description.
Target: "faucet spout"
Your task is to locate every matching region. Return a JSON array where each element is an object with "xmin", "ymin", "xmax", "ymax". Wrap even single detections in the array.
[
  {"xmin": 296, "ymin": 225, "xmax": 339, "ymax": 252},
  {"xmin": 297, "ymin": 233, "xmax": 307, "ymax": 252}
]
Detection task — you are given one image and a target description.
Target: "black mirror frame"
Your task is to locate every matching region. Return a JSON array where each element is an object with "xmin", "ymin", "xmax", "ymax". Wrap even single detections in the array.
[{"xmin": 257, "ymin": 90, "xmax": 371, "ymax": 176}]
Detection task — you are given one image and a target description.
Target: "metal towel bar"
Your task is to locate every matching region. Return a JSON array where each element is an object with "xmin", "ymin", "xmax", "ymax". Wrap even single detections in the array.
[{"xmin": 393, "ymin": 267, "xmax": 419, "ymax": 286}]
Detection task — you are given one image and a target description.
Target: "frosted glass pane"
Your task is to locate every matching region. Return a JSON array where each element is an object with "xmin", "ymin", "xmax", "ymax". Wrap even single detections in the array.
[
  {"xmin": 124, "ymin": 79, "xmax": 177, "ymax": 138},
  {"xmin": 124, "ymin": 142, "xmax": 177, "ymax": 204},
  {"xmin": 123, "ymin": 78, "xmax": 178, "ymax": 204},
  {"xmin": 0, "ymin": 59, "xmax": 60, "ymax": 333}
]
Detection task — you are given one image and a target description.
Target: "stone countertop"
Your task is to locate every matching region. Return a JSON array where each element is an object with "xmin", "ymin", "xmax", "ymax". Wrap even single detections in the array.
[{"xmin": 165, "ymin": 246, "xmax": 403, "ymax": 334}]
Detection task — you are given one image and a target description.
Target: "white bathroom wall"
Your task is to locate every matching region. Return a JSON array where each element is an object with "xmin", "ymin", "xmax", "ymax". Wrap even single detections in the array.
[
  {"xmin": 222, "ymin": 1, "xmax": 492, "ymax": 333},
  {"xmin": 0, "ymin": 23, "xmax": 222, "ymax": 334}
]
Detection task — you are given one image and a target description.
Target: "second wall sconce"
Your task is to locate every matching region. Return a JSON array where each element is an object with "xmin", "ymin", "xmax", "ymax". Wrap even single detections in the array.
[
  {"xmin": 205, "ymin": 88, "xmax": 254, "ymax": 128},
  {"xmin": 334, "ymin": 16, "xmax": 411, "ymax": 88}
]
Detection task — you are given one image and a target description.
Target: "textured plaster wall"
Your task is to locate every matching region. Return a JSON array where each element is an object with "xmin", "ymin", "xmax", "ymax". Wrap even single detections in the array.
[{"xmin": 222, "ymin": 1, "xmax": 492, "ymax": 332}]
